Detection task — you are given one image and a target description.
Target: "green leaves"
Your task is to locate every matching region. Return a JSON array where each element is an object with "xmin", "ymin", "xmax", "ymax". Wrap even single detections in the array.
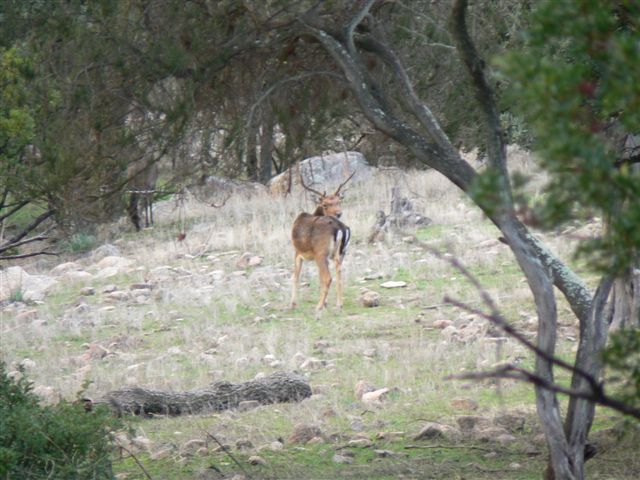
[{"xmin": 502, "ymin": 0, "xmax": 640, "ymax": 273}]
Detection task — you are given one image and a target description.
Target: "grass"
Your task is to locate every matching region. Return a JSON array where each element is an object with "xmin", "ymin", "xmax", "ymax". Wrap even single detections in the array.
[{"xmin": 1, "ymin": 150, "xmax": 637, "ymax": 479}]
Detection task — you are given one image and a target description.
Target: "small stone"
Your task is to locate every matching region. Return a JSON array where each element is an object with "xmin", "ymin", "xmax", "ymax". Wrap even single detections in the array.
[
  {"xmin": 450, "ymin": 398, "xmax": 479, "ymax": 411},
  {"xmin": 238, "ymin": 400, "xmax": 260, "ymax": 412},
  {"xmin": 414, "ymin": 422, "xmax": 459, "ymax": 441},
  {"xmin": 354, "ymin": 380, "xmax": 376, "ymax": 400},
  {"xmin": 374, "ymin": 449, "xmax": 394, "ymax": 457},
  {"xmin": 288, "ymin": 424, "xmax": 323, "ymax": 445},
  {"xmin": 360, "ymin": 290, "xmax": 381, "ymax": 307},
  {"xmin": 380, "ymin": 281, "xmax": 407, "ymax": 289},
  {"xmin": 348, "ymin": 438, "xmax": 373, "ymax": 448},
  {"xmin": 268, "ymin": 441, "xmax": 284, "ymax": 451},
  {"xmin": 16, "ymin": 309, "xmax": 39, "ymax": 321},
  {"xmin": 432, "ymin": 319, "xmax": 453, "ymax": 329},
  {"xmin": 362, "ymin": 388, "xmax": 390, "ymax": 404},
  {"xmin": 332, "ymin": 454, "xmax": 353, "ymax": 464},
  {"xmin": 236, "ymin": 440, "xmax": 254, "ymax": 450},
  {"xmin": 248, "ymin": 455, "xmax": 266, "ymax": 466},
  {"xmin": 80, "ymin": 287, "xmax": 96, "ymax": 296}
]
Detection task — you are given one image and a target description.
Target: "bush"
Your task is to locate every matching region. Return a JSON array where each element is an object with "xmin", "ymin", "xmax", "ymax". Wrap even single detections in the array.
[{"xmin": 0, "ymin": 363, "xmax": 121, "ymax": 479}]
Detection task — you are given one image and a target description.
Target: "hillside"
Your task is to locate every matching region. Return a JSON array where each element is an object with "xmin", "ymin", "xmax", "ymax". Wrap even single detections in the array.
[{"xmin": 1, "ymin": 148, "xmax": 637, "ymax": 480}]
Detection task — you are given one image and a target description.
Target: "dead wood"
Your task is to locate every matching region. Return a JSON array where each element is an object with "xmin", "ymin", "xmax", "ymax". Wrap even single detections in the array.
[{"xmin": 95, "ymin": 371, "xmax": 311, "ymax": 417}]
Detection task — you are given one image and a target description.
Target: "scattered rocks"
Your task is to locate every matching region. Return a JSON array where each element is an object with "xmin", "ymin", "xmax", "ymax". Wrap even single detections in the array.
[{"xmin": 0, "ymin": 266, "xmax": 58, "ymax": 302}]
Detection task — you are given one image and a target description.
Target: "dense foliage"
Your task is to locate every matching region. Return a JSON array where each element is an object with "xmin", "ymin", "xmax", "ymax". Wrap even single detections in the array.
[
  {"xmin": 0, "ymin": 362, "xmax": 120, "ymax": 479},
  {"xmin": 501, "ymin": 0, "xmax": 640, "ymax": 273}
]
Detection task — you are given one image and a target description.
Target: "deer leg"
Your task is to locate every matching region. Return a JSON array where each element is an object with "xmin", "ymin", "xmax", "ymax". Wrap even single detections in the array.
[
  {"xmin": 315, "ymin": 257, "xmax": 332, "ymax": 319},
  {"xmin": 290, "ymin": 253, "xmax": 303, "ymax": 309},
  {"xmin": 334, "ymin": 255, "xmax": 343, "ymax": 310}
]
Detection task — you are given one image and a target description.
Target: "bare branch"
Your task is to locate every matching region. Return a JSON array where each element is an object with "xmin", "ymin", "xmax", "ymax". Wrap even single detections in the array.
[
  {"xmin": 203, "ymin": 430, "xmax": 252, "ymax": 480},
  {"xmin": 0, "ymin": 209, "xmax": 54, "ymax": 255},
  {"xmin": 0, "ymin": 200, "xmax": 30, "ymax": 223},
  {"xmin": 0, "ymin": 250, "xmax": 59, "ymax": 260},
  {"xmin": 345, "ymin": 0, "xmax": 376, "ymax": 56}
]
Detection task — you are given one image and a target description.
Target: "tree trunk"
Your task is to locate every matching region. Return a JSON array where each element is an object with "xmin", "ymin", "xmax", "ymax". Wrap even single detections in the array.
[
  {"xmin": 258, "ymin": 112, "xmax": 274, "ymax": 183},
  {"xmin": 96, "ymin": 371, "xmax": 311, "ymax": 416}
]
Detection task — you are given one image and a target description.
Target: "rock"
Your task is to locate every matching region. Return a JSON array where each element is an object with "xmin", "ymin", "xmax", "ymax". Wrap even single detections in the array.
[
  {"xmin": 380, "ymin": 281, "xmax": 407, "ymax": 289},
  {"xmin": 496, "ymin": 433, "xmax": 517, "ymax": 445},
  {"xmin": 248, "ymin": 455, "xmax": 267, "ymax": 466},
  {"xmin": 362, "ymin": 388, "xmax": 391, "ymax": 404},
  {"xmin": 0, "ymin": 266, "xmax": 58, "ymax": 302},
  {"xmin": 307, "ymin": 436, "xmax": 325, "ymax": 445},
  {"xmin": 348, "ymin": 438, "xmax": 373, "ymax": 448},
  {"xmin": 354, "ymin": 380, "xmax": 376, "ymax": 400},
  {"xmin": 269, "ymin": 151, "xmax": 373, "ymax": 195},
  {"xmin": 332, "ymin": 454, "xmax": 354, "ymax": 465},
  {"xmin": 80, "ymin": 287, "xmax": 96, "ymax": 296},
  {"xmin": 268, "ymin": 441, "xmax": 284, "ymax": 451},
  {"xmin": 375, "ymin": 431, "xmax": 404, "ymax": 441},
  {"xmin": 450, "ymin": 398, "xmax": 479, "ymax": 411},
  {"xmin": 130, "ymin": 283, "xmax": 153, "ymax": 290},
  {"xmin": 288, "ymin": 424, "xmax": 323, "ymax": 445},
  {"xmin": 474, "ymin": 426, "xmax": 511, "ymax": 443},
  {"xmin": 84, "ymin": 343, "xmax": 109, "ymax": 360},
  {"xmin": 183, "ymin": 439, "xmax": 206, "ymax": 452},
  {"xmin": 106, "ymin": 291, "xmax": 130, "ymax": 301},
  {"xmin": 432, "ymin": 319, "xmax": 453, "ymax": 329},
  {"xmin": 19, "ymin": 358, "xmax": 37, "ymax": 370},
  {"xmin": 456, "ymin": 415, "xmax": 492, "ymax": 432},
  {"xmin": 89, "ymin": 244, "xmax": 121, "ymax": 261},
  {"xmin": 32, "ymin": 385, "xmax": 61, "ymax": 405},
  {"xmin": 238, "ymin": 400, "xmax": 260, "ymax": 412},
  {"xmin": 16, "ymin": 309, "xmax": 39, "ymax": 322},
  {"xmin": 94, "ymin": 256, "xmax": 134, "ymax": 270},
  {"xmin": 51, "ymin": 262, "xmax": 82, "ymax": 275},
  {"xmin": 494, "ymin": 412, "xmax": 527, "ymax": 433},
  {"xmin": 414, "ymin": 422, "xmax": 459, "ymax": 441},
  {"xmin": 63, "ymin": 270, "xmax": 93, "ymax": 283},
  {"xmin": 235, "ymin": 440, "xmax": 254, "ymax": 450},
  {"xmin": 360, "ymin": 290, "xmax": 381, "ymax": 307},
  {"xmin": 300, "ymin": 357, "xmax": 325, "ymax": 370}
]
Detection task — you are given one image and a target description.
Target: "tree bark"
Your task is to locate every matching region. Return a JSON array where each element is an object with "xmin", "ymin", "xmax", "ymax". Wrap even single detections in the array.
[{"xmin": 96, "ymin": 371, "xmax": 311, "ymax": 416}]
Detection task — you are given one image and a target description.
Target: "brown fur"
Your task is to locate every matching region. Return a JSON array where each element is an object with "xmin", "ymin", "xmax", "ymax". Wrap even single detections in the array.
[{"xmin": 290, "ymin": 173, "xmax": 354, "ymax": 318}]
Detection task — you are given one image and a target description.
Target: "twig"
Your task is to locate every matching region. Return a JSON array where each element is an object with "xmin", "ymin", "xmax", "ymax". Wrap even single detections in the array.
[
  {"xmin": 0, "ymin": 250, "xmax": 59, "ymax": 260},
  {"xmin": 405, "ymin": 444, "xmax": 493, "ymax": 452},
  {"xmin": 204, "ymin": 430, "xmax": 252, "ymax": 480},
  {"xmin": 115, "ymin": 442, "xmax": 153, "ymax": 480}
]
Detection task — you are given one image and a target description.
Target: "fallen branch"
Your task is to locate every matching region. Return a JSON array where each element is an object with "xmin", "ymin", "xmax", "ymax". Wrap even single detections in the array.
[{"xmin": 95, "ymin": 371, "xmax": 311, "ymax": 416}]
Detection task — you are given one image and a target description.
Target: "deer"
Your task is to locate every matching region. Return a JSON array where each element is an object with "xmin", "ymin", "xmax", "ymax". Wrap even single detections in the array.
[
  {"xmin": 127, "ymin": 156, "xmax": 159, "ymax": 231},
  {"xmin": 290, "ymin": 170, "xmax": 355, "ymax": 319}
]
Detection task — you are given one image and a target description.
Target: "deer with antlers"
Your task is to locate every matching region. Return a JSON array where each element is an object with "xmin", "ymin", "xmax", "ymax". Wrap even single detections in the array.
[{"xmin": 290, "ymin": 170, "xmax": 355, "ymax": 319}]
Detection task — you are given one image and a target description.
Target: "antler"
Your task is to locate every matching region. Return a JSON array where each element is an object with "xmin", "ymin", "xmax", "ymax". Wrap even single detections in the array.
[
  {"xmin": 333, "ymin": 170, "xmax": 356, "ymax": 196},
  {"xmin": 299, "ymin": 168, "xmax": 326, "ymax": 198}
]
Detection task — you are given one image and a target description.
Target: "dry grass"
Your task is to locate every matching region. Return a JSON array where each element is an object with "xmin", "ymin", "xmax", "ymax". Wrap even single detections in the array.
[{"xmin": 2, "ymin": 146, "xmax": 631, "ymax": 479}]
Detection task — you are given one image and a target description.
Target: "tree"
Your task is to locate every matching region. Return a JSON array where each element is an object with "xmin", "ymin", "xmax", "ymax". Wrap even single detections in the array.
[{"xmin": 3, "ymin": 1, "xmax": 638, "ymax": 477}]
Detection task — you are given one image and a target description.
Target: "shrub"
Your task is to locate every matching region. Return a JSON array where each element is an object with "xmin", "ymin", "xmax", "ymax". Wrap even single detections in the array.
[{"xmin": 0, "ymin": 363, "xmax": 121, "ymax": 479}]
